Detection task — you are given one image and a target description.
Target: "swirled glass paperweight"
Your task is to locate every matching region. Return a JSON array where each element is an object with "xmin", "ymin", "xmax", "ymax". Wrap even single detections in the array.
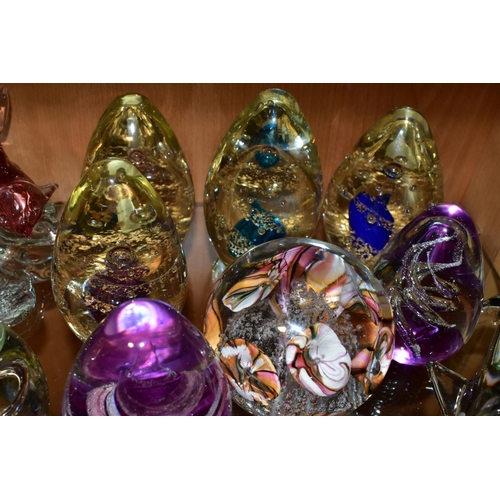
[
  {"xmin": 0, "ymin": 323, "xmax": 49, "ymax": 415},
  {"xmin": 373, "ymin": 204, "xmax": 483, "ymax": 365},
  {"xmin": 204, "ymin": 89, "xmax": 323, "ymax": 276},
  {"xmin": 52, "ymin": 158, "xmax": 188, "ymax": 342},
  {"xmin": 203, "ymin": 237, "xmax": 395, "ymax": 415},
  {"xmin": 322, "ymin": 106, "xmax": 444, "ymax": 267},
  {"xmin": 63, "ymin": 299, "xmax": 231, "ymax": 416},
  {"xmin": 84, "ymin": 93, "xmax": 195, "ymax": 241}
]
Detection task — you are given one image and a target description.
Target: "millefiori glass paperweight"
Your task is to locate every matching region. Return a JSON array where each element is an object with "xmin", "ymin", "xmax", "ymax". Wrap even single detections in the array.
[
  {"xmin": 63, "ymin": 299, "xmax": 231, "ymax": 416},
  {"xmin": 0, "ymin": 323, "xmax": 49, "ymax": 415},
  {"xmin": 323, "ymin": 106, "xmax": 444, "ymax": 267},
  {"xmin": 203, "ymin": 237, "xmax": 395, "ymax": 415},
  {"xmin": 84, "ymin": 93, "xmax": 195, "ymax": 241},
  {"xmin": 204, "ymin": 88, "xmax": 323, "ymax": 276},
  {"xmin": 52, "ymin": 158, "xmax": 188, "ymax": 342},
  {"xmin": 373, "ymin": 204, "xmax": 483, "ymax": 365}
]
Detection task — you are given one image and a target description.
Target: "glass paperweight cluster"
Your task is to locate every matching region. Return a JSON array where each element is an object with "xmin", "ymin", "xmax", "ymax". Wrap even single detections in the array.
[
  {"xmin": 203, "ymin": 237, "xmax": 395, "ymax": 415},
  {"xmin": 0, "ymin": 323, "xmax": 49, "ymax": 415},
  {"xmin": 204, "ymin": 89, "xmax": 323, "ymax": 275},
  {"xmin": 428, "ymin": 295, "xmax": 500, "ymax": 416},
  {"xmin": 84, "ymin": 93, "xmax": 195, "ymax": 241},
  {"xmin": 323, "ymin": 106, "xmax": 444, "ymax": 267},
  {"xmin": 63, "ymin": 299, "xmax": 231, "ymax": 416},
  {"xmin": 373, "ymin": 204, "xmax": 484, "ymax": 365},
  {"xmin": 52, "ymin": 158, "xmax": 188, "ymax": 341}
]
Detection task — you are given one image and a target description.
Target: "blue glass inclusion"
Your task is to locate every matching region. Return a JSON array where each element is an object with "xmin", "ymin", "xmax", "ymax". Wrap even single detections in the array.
[
  {"xmin": 349, "ymin": 192, "xmax": 394, "ymax": 252},
  {"xmin": 227, "ymin": 200, "xmax": 286, "ymax": 258}
]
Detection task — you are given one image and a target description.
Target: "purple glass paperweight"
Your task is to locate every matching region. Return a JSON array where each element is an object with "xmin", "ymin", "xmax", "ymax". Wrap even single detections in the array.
[
  {"xmin": 373, "ymin": 204, "xmax": 484, "ymax": 365},
  {"xmin": 62, "ymin": 299, "xmax": 232, "ymax": 416}
]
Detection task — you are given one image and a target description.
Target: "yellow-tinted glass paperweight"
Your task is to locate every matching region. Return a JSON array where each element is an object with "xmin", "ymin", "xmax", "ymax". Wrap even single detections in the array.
[
  {"xmin": 84, "ymin": 93, "xmax": 195, "ymax": 241},
  {"xmin": 52, "ymin": 158, "xmax": 188, "ymax": 341},
  {"xmin": 322, "ymin": 106, "xmax": 444, "ymax": 267},
  {"xmin": 204, "ymin": 88, "xmax": 323, "ymax": 269}
]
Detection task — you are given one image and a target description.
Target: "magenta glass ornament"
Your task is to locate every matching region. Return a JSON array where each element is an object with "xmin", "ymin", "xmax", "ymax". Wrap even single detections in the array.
[
  {"xmin": 204, "ymin": 237, "xmax": 395, "ymax": 416},
  {"xmin": 63, "ymin": 299, "xmax": 231, "ymax": 416},
  {"xmin": 373, "ymin": 204, "xmax": 484, "ymax": 366},
  {"xmin": 0, "ymin": 145, "xmax": 57, "ymax": 238}
]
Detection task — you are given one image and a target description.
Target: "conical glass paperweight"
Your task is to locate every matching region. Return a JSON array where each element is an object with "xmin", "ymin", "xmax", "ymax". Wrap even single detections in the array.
[
  {"xmin": 204, "ymin": 89, "xmax": 323, "ymax": 276},
  {"xmin": 323, "ymin": 106, "xmax": 444, "ymax": 267},
  {"xmin": 52, "ymin": 158, "xmax": 188, "ymax": 341},
  {"xmin": 63, "ymin": 299, "xmax": 231, "ymax": 416},
  {"xmin": 83, "ymin": 93, "xmax": 195, "ymax": 241}
]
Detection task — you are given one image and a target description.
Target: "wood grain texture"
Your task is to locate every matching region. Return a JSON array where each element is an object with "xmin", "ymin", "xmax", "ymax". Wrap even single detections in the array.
[{"xmin": 3, "ymin": 83, "xmax": 499, "ymax": 415}]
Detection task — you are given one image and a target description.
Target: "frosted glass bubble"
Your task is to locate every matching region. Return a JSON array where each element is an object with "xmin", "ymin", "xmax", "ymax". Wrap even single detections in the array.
[
  {"xmin": 0, "ymin": 267, "xmax": 36, "ymax": 326},
  {"xmin": 63, "ymin": 299, "xmax": 231, "ymax": 416},
  {"xmin": 373, "ymin": 204, "xmax": 483, "ymax": 365},
  {"xmin": 52, "ymin": 158, "xmax": 188, "ymax": 342},
  {"xmin": 84, "ymin": 93, "xmax": 195, "ymax": 241},
  {"xmin": 0, "ymin": 323, "xmax": 49, "ymax": 416},
  {"xmin": 323, "ymin": 106, "xmax": 444, "ymax": 267},
  {"xmin": 204, "ymin": 89, "xmax": 323, "ymax": 267},
  {"xmin": 203, "ymin": 237, "xmax": 395, "ymax": 415}
]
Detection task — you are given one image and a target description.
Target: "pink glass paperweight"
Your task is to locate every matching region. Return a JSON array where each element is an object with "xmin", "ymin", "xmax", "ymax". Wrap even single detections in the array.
[
  {"xmin": 0, "ymin": 145, "xmax": 57, "ymax": 238},
  {"xmin": 63, "ymin": 299, "xmax": 232, "ymax": 416}
]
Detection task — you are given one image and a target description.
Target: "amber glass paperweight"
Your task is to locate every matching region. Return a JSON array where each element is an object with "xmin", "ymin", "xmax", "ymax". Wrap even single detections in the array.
[
  {"xmin": 84, "ymin": 93, "xmax": 195, "ymax": 241},
  {"xmin": 52, "ymin": 158, "xmax": 188, "ymax": 341},
  {"xmin": 204, "ymin": 88, "xmax": 323, "ymax": 276},
  {"xmin": 323, "ymin": 106, "xmax": 444, "ymax": 267}
]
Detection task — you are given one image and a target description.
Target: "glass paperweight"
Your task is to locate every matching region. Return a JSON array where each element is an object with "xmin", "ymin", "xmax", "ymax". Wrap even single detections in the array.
[
  {"xmin": 427, "ymin": 295, "xmax": 500, "ymax": 415},
  {"xmin": 52, "ymin": 158, "xmax": 188, "ymax": 342},
  {"xmin": 84, "ymin": 93, "xmax": 195, "ymax": 241},
  {"xmin": 373, "ymin": 204, "xmax": 484, "ymax": 365},
  {"xmin": 0, "ymin": 323, "xmax": 49, "ymax": 415},
  {"xmin": 0, "ymin": 144, "xmax": 57, "ymax": 238},
  {"xmin": 322, "ymin": 106, "xmax": 444, "ymax": 267},
  {"xmin": 204, "ymin": 88, "xmax": 323, "ymax": 274},
  {"xmin": 203, "ymin": 237, "xmax": 395, "ymax": 415},
  {"xmin": 63, "ymin": 299, "xmax": 231, "ymax": 416}
]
